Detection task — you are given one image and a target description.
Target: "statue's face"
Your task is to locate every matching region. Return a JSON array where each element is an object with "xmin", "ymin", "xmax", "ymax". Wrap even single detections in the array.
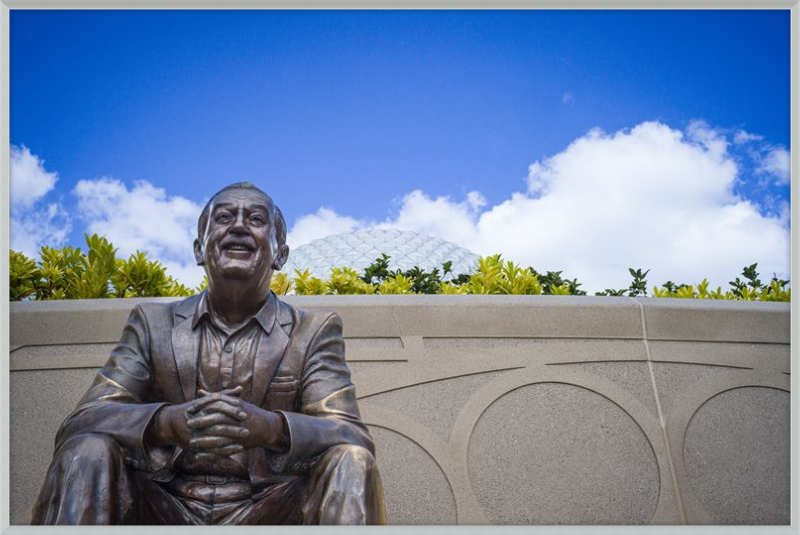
[{"xmin": 194, "ymin": 189, "xmax": 281, "ymax": 283}]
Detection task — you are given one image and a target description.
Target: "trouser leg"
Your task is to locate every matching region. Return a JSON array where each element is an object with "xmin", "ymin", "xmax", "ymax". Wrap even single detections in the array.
[
  {"xmin": 31, "ymin": 433, "xmax": 137, "ymax": 525},
  {"xmin": 299, "ymin": 444, "xmax": 387, "ymax": 525}
]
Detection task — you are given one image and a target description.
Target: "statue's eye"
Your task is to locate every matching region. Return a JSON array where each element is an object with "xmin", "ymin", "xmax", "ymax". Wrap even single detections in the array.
[
  {"xmin": 250, "ymin": 215, "xmax": 266, "ymax": 225},
  {"xmin": 216, "ymin": 212, "xmax": 233, "ymax": 223}
]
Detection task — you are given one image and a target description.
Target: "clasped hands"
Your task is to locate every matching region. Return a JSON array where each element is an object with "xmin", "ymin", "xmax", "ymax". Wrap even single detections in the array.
[{"xmin": 151, "ymin": 386, "xmax": 287, "ymax": 459}]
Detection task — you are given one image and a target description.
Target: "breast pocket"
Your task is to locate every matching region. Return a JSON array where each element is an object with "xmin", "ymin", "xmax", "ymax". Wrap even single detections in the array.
[{"xmin": 267, "ymin": 377, "xmax": 299, "ymax": 411}]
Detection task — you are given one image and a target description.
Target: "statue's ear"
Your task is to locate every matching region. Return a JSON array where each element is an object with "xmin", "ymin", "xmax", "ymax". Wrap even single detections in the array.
[
  {"xmin": 273, "ymin": 244, "xmax": 289, "ymax": 271},
  {"xmin": 193, "ymin": 238, "xmax": 205, "ymax": 266}
]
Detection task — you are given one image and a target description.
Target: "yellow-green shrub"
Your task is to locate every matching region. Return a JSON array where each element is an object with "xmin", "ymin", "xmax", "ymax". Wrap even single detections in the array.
[
  {"xmin": 293, "ymin": 269, "xmax": 329, "ymax": 295},
  {"xmin": 9, "ymin": 238, "xmax": 790, "ymax": 303},
  {"xmin": 10, "ymin": 250, "xmax": 40, "ymax": 301}
]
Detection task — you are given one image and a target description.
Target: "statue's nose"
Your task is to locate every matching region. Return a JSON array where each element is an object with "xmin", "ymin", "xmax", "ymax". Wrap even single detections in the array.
[{"xmin": 230, "ymin": 213, "xmax": 250, "ymax": 234}]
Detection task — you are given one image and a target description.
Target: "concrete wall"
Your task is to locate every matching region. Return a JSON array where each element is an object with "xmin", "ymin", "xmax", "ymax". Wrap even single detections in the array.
[{"xmin": 9, "ymin": 296, "xmax": 791, "ymax": 525}]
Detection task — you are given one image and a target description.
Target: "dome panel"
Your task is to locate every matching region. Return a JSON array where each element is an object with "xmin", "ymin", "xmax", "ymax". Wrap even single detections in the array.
[{"xmin": 282, "ymin": 228, "xmax": 478, "ymax": 282}]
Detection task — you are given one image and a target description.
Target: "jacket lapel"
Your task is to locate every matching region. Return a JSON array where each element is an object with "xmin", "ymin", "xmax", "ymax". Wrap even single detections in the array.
[
  {"xmin": 251, "ymin": 299, "xmax": 293, "ymax": 408},
  {"xmin": 171, "ymin": 293, "xmax": 202, "ymax": 402}
]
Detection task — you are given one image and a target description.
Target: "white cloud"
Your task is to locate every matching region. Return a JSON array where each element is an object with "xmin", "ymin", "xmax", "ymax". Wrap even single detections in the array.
[
  {"xmin": 9, "ymin": 145, "xmax": 71, "ymax": 257},
  {"xmin": 686, "ymin": 119, "xmax": 729, "ymax": 159},
  {"xmin": 561, "ymin": 92, "xmax": 575, "ymax": 105},
  {"xmin": 466, "ymin": 191, "xmax": 487, "ymax": 211},
  {"xmin": 487, "ymin": 121, "xmax": 788, "ymax": 291},
  {"xmin": 733, "ymin": 130, "xmax": 763, "ymax": 145},
  {"xmin": 10, "ymin": 203, "xmax": 72, "ymax": 259},
  {"xmin": 376, "ymin": 189, "xmax": 485, "ymax": 247},
  {"xmin": 287, "ymin": 120, "xmax": 789, "ymax": 293},
  {"xmin": 757, "ymin": 147, "xmax": 790, "ymax": 185},
  {"xmin": 73, "ymin": 178, "xmax": 206, "ymax": 288},
  {"xmin": 287, "ymin": 207, "xmax": 365, "ymax": 248},
  {"xmin": 16, "ymin": 118, "xmax": 790, "ymax": 295},
  {"xmin": 10, "ymin": 145, "xmax": 59, "ymax": 208}
]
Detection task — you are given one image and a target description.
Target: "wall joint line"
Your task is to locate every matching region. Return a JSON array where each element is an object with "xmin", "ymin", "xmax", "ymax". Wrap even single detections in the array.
[{"xmin": 629, "ymin": 296, "xmax": 687, "ymax": 525}]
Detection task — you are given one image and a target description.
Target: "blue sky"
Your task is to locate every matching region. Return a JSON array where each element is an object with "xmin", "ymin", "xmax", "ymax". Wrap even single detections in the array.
[{"xmin": 10, "ymin": 10, "xmax": 791, "ymax": 291}]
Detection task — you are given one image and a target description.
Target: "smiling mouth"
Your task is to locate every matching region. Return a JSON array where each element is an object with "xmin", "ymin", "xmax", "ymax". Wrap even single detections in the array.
[{"xmin": 222, "ymin": 243, "xmax": 256, "ymax": 254}]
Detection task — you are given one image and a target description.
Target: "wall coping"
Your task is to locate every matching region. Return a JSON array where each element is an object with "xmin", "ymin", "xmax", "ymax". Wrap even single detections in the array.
[{"xmin": 10, "ymin": 296, "xmax": 790, "ymax": 349}]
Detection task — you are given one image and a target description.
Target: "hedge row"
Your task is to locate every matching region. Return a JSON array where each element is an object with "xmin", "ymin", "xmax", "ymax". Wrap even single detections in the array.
[{"xmin": 9, "ymin": 234, "xmax": 790, "ymax": 302}]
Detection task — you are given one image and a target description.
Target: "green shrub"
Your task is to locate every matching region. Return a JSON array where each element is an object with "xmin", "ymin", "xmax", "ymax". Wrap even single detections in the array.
[
  {"xmin": 463, "ymin": 255, "xmax": 543, "ymax": 295},
  {"xmin": 651, "ymin": 264, "xmax": 790, "ymax": 302},
  {"xmin": 36, "ymin": 244, "xmax": 85, "ymax": 300},
  {"xmin": 468, "ymin": 254, "xmax": 503, "ymax": 294},
  {"xmin": 378, "ymin": 273, "xmax": 414, "ymax": 294},
  {"xmin": 528, "ymin": 269, "xmax": 586, "ymax": 295},
  {"xmin": 9, "ymin": 236, "xmax": 790, "ymax": 302},
  {"xmin": 329, "ymin": 267, "xmax": 376, "ymax": 295},
  {"xmin": 10, "ymin": 250, "xmax": 40, "ymax": 301},
  {"xmin": 293, "ymin": 269, "xmax": 329, "ymax": 295},
  {"xmin": 11, "ymin": 234, "xmax": 195, "ymax": 301},
  {"xmin": 360, "ymin": 253, "xmax": 467, "ymax": 294},
  {"xmin": 440, "ymin": 281, "xmax": 469, "ymax": 294},
  {"xmin": 113, "ymin": 250, "xmax": 193, "ymax": 298},
  {"xmin": 270, "ymin": 272, "xmax": 293, "ymax": 295}
]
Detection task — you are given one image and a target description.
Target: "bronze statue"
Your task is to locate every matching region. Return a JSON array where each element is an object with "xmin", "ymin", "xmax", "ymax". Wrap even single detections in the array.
[{"xmin": 31, "ymin": 182, "xmax": 387, "ymax": 525}]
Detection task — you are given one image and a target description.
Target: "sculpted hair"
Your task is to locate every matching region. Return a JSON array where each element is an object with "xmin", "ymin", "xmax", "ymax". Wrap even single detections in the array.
[{"xmin": 197, "ymin": 182, "xmax": 287, "ymax": 248}]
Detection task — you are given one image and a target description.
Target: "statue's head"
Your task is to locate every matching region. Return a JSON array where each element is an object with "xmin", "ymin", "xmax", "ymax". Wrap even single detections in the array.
[{"xmin": 193, "ymin": 182, "xmax": 289, "ymax": 287}]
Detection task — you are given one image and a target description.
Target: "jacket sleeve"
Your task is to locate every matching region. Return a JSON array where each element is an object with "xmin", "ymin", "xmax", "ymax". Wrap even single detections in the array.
[
  {"xmin": 271, "ymin": 312, "xmax": 374, "ymax": 472},
  {"xmin": 54, "ymin": 304, "xmax": 171, "ymax": 472}
]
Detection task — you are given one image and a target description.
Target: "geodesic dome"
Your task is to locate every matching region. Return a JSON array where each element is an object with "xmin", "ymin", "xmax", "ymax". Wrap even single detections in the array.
[{"xmin": 282, "ymin": 228, "xmax": 478, "ymax": 281}]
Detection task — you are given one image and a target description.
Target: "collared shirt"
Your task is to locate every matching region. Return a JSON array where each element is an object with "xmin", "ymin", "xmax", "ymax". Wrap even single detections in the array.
[
  {"xmin": 193, "ymin": 291, "xmax": 276, "ymax": 400},
  {"xmin": 175, "ymin": 291, "xmax": 277, "ymax": 479}
]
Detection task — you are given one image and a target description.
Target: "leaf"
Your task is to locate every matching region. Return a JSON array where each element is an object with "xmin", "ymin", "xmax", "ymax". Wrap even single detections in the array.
[
  {"xmin": 378, "ymin": 274, "xmax": 414, "ymax": 294},
  {"xmin": 9, "ymin": 250, "xmax": 40, "ymax": 301},
  {"xmin": 270, "ymin": 272, "xmax": 293, "ymax": 295}
]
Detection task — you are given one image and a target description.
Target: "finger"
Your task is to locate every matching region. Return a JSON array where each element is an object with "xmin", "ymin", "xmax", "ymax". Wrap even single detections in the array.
[
  {"xmin": 190, "ymin": 412, "xmax": 241, "ymax": 427},
  {"xmin": 188, "ymin": 394, "xmax": 223, "ymax": 413},
  {"xmin": 193, "ymin": 452, "xmax": 224, "ymax": 462},
  {"xmin": 188, "ymin": 392, "xmax": 230, "ymax": 413},
  {"xmin": 190, "ymin": 435, "xmax": 237, "ymax": 449},
  {"xmin": 206, "ymin": 444, "xmax": 245, "ymax": 457},
  {"xmin": 197, "ymin": 424, "xmax": 250, "ymax": 439},
  {"xmin": 188, "ymin": 394, "xmax": 242, "ymax": 414},
  {"xmin": 196, "ymin": 401, "xmax": 247, "ymax": 421},
  {"xmin": 187, "ymin": 412, "xmax": 242, "ymax": 429},
  {"xmin": 225, "ymin": 385, "xmax": 244, "ymax": 396}
]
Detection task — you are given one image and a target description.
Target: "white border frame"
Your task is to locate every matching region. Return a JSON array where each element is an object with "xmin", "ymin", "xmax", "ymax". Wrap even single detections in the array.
[{"xmin": 0, "ymin": 2, "xmax": 797, "ymax": 534}]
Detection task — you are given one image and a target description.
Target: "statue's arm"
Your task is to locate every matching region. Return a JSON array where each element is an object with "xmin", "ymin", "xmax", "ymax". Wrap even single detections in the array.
[
  {"xmin": 54, "ymin": 304, "xmax": 171, "ymax": 471},
  {"xmin": 271, "ymin": 311, "xmax": 374, "ymax": 472}
]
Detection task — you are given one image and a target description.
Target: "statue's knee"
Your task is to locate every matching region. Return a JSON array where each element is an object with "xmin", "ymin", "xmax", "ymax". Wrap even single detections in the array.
[
  {"xmin": 324, "ymin": 444, "xmax": 376, "ymax": 470},
  {"xmin": 57, "ymin": 433, "xmax": 121, "ymax": 461}
]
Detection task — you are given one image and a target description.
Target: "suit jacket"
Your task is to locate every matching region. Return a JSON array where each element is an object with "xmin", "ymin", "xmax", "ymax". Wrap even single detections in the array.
[{"xmin": 54, "ymin": 291, "xmax": 373, "ymax": 490}]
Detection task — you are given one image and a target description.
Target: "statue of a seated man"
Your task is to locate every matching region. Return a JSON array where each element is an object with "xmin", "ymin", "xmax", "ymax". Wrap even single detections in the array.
[{"xmin": 31, "ymin": 182, "xmax": 387, "ymax": 525}]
